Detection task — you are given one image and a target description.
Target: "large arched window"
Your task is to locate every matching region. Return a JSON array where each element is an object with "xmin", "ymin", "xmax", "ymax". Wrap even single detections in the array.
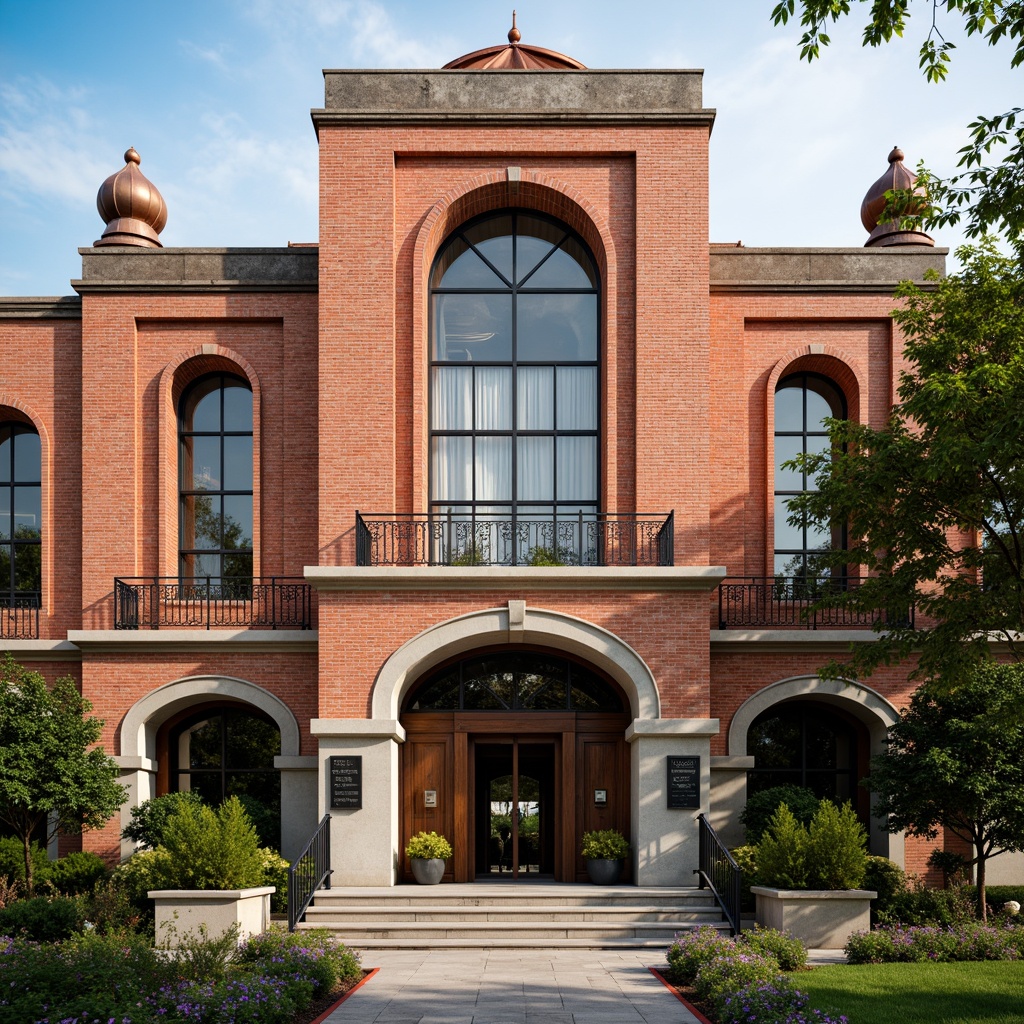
[
  {"xmin": 430, "ymin": 211, "xmax": 599, "ymax": 564},
  {"xmin": 178, "ymin": 374, "xmax": 253, "ymax": 583},
  {"xmin": 0, "ymin": 421, "xmax": 41, "ymax": 606},
  {"xmin": 773, "ymin": 373, "xmax": 845, "ymax": 578}
]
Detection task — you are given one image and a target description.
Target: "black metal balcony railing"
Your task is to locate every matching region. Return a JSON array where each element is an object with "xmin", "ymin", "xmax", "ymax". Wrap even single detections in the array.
[
  {"xmin": 114, "ymin": 577, "xmax": 313, "ymax": 630},
  {"xmin": 356, "ymin": 511, "xmax": 675, "ymax": 567},
  {"xmin": 717, "ymin": 576, "xmax": 915, "ymax": 630},
  {"xmin": 1, "ymin": 593, "xmax": 41, "ymax": 639}
]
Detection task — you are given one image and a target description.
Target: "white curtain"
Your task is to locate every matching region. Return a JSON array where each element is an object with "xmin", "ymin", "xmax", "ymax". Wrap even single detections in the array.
[
  {"xmin": 557, "ymin": 436, "xmax": 597, "ymax": 502},
  {"xmin": 431, "ymin": 436, "xmax": 472, "ymax": 501},
  {"xmin": 556, "ymin": 367, "xmax": 597, "ymax": 430},
  {"xmin": 517, "ymin": 438, "xmax": 554, "ymax": 501},
  {"xmin": 475, "ymin": 368, "xmax": 511, "ymax": 430},
  {"xmin": 431, "ymin": 367, "xmax": 472, "ymax": 429},
  {"xmin": 475, "ymin": 437, "xmax": 511, "ymax": 501},
  {"xmin": 517, "ymin": 367, "xmax": 553, "ymax": 429}
]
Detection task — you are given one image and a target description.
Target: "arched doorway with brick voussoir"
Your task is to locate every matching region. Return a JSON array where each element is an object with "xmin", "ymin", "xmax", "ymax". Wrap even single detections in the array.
[
  {"xmin": 310, "ymin": 604, "xmax": 720, "ymax": 887},
  {"xmin": 116, "ymin": 675, "xmax": 318, "ymax": 861}
]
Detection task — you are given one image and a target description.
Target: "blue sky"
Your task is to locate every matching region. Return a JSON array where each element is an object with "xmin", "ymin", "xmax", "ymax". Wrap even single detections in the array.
[{"xmin": 0, "ymin": 0, "xmax": 1018, "ymax": 295}]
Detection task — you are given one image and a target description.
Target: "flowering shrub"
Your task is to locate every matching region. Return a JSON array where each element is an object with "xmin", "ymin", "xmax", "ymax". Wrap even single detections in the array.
[
  {"xmin": 235, "ymin": 924, "xmax": 361, "ymax": 993},
  {"xmin": 666, "ymin": 924, "xmax": 732, "ymax": 983},
  {"xmin": 738, "ymin": 924, "xmax": 808, "ymax": 971},
  {"xmin": 845, "ymin": 922, "xmax": 1024, "ymax": 964},
  {"xmin": 719, "ymin": 977, "xmax": 848, "ymax": 1024},
  {"xmin": 693, "ymin": 949, "xmax": 781, "ymax": 1015}
]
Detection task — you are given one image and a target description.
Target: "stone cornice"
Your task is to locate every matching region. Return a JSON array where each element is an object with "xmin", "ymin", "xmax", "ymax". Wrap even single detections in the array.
[
  {"xmin": 0, "ymin": 296, "xmax": 82, "ymax": 319},
  {"xmin": 65, "ymin": 629, "xmax": 318, "ymax": 654}
]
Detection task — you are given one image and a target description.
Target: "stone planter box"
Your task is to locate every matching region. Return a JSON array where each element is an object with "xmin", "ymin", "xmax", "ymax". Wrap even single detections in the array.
[
  {"xmin": 751, "ymin": 886, "xmax": 876, "ymax": 949},
  {"xmin": 149, "ymin": 886, "xmax": 275, "ymax": 947}
]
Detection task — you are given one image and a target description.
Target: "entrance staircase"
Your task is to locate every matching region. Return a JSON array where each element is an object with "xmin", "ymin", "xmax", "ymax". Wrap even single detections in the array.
[{"xmin": 296, "ymin": 882, "xmax": 731, "ymax": 948}]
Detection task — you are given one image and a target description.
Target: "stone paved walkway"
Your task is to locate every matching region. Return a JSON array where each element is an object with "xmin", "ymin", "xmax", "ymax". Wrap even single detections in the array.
[{"xmin": 323, "ymin": 948, "xmax": 703, "ymax": 1024}]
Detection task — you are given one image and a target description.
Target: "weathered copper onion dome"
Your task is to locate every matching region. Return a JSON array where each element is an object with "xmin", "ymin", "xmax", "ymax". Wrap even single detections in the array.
[
  {"xmin": 443, "ymin": 11, "xmax": 586, "ymax": 70},
  {"xmin": 94, "ymin": 147, "xmax": 167, "ymax": 248},
  {"xmin": 860, "ymin": 146, "xmax": 934, "ymax": 247}
]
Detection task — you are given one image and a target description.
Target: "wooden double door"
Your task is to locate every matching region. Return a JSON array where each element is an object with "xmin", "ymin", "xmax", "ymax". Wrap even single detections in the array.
[{"xmin": 400, "ymin": 711, "xmax": 631, "ymax": 883}]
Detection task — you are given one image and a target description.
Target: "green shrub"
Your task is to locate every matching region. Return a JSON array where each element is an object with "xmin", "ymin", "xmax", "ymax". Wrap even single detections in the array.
[
  {"xmin": 864, "ymin": 855, "xmax": 907, "ymax": 922},
  {"xmin": 730, "ymin": 845, "xmax": 758, "ymax": 910},
  {"xmin": 0, "ymin": 894, "xmax": 84, "ymax": 941},
  {"xmin": 236, "ymin": 925, "xmax": 362, "ymax": 989},
  {"xmin": 805, "ymin": 800, "xmax": 867, "ymax": 889},
  {"xmin": 110, "ymin": 848, "xmax": 164, "ymax": 916},
  {"xmin": 694, "ymin": 949, "xmax": 782, "ymax": 1016},
  {"xmin": 739, "ymin": 924, "xmax": 808, "ymax": 971},
  {"xmin": 754, "ymin": 804, "xmax": 808, "ymax": 888},
  {"xmin": 82, "ymin": 875, "xmax": 145, "ymax": 933},
  {"xmin": 260, "ymin": 847, "xmax": 289, "ymax": 914},
  {"xmin": 153, "ymin": 795, "xmax": 266, "ymax": 890},
  {"xmin": 740, "ymin": 785, "xmax": 820, "ymax": 844},
  {"xmin": 0, "ymin": 836, "xmax": 50, "ymax": 887},
  {"xmin": 666, "ymin": 925, "xmax": 732, "ymax": 984},
  {"xmin": 877, "ymin": 879, "xmax": 976, "ymax": 926},
  {"xmin": 404, "ymin": 830, "xmax": 453, "ymax": 859},
  {"xmin": 236, "ymin": 793, "xmax": 280, "ymax": 849},
  {"xmin": 49, "ymin": 851, "xmax": 108, "ymax": 895},
  {"xmin": 121, "ymin": 790, "xmax": 206, "ymax": 849},
  {"xmin": 580, "ymin": 829, "xmax": 630, "ymax": 860}
]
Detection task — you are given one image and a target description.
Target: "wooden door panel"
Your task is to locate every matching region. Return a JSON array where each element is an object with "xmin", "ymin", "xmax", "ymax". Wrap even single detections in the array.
[
  {"xmin": 576, "ymin": 733, "xmax": 630, "ymax": 882},
  {"xmin": 401, "ymin": 735, "xmax": 454, "ymax": 882}
]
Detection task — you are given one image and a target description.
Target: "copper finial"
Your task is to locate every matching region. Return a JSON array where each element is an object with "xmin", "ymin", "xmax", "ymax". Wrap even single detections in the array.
[
  {"xmin": 125, "ymin": 147, "xmax": 141, "ymax": 166},
  {"xmin": 94, "ymin": 147, "xmax": 168, "ymax": 248},
  {"xmin": 508, "ymin": 10, "xmax": 521, "ymax": 44},
  {"xmin": 888, "ymin": 146, "xmax": 904, "ymax": 164},
  {"xmin": 860, "ymin": 145, "xmax": 933, "ymax": 248}
]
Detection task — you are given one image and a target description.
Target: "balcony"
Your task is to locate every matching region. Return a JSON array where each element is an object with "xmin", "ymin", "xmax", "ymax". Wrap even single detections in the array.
[
  {"xmin": 355, "ymin": 512, "xmax": 675, "ymax": 567},
  {"xmin": 1, "ymin": 593, "xmax": 40, "ymax": 639},
  {"xmin": 114, "ymin": 577, "xmax": 313, "ymax": 630},
  {"xmin": 717, "ymin": 577, "xmax": 915, "ymax": 630}
]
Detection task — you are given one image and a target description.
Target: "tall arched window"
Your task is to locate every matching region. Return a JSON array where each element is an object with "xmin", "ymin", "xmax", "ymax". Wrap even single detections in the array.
[
  {"xmin": 178, "ymin": 374, "xmax": 253, "ymax": 583},
  {"xmin": 0, "ymin": 422, "xmax": 41, "ymax": 606},
  {"xmin": 430, "ymin": 211, "xmax": 599, "ymax": 564},
  {"xmin": 773, "ymin": 373, "xmax": 845, "ymax": 578}
]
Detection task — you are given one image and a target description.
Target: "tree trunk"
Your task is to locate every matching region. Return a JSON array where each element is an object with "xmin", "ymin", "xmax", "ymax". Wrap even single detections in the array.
[
  {"xmin": 22, "ymin": 832, "xmax": 33, "ymax": 897},
  {"xmin": 977, "ymin": 854, "xmax": 987, "ymax": 923}
]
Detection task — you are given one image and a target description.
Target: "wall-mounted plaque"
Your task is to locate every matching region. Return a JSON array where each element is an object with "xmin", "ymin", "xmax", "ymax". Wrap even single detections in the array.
[
  {"xmin": 329, "ymin": 755, "xmax": 362, "ymax": 809},
  {"xmin": 666, "ymin": 755, "xmax": 700, "ymax": 809}
]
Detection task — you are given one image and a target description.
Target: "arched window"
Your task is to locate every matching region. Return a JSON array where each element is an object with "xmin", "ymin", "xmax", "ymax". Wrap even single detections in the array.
[
  {"xmin": 178, "ymin": 374, "xmax": 253, "ymax": 583},
  {"xmin": 169, "ymin": 705, "xmax": 281, "ymax": 847},
  {"xmin": 0, "ymin": 422, "xmax": 41, "ymax": 606},
  {"xmin": 773, "ymin": 373, "xmax": 845, "ymax": 578},
  {"xmin": 746, "ymin": 701, "xmax": 860, "ymax": 805},
  {"xmin": 430, "ymin": 211, "xmax": 599, "ymax": 564}
]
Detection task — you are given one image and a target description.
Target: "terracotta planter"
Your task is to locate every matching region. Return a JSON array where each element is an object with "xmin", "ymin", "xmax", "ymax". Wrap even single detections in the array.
[
  {"xmin": 751, "ymin": 885, "xmax": 876, "ymax": 948},
  {"xmin": 148, "ymin": 886, "xmax": 275, "ymax": 947},
  {"xmin": 585, "ymin": 858, "xmax": 624, "ymax": 884},
  {"xmin": 410, "ymin": 857, "xmax": 446, "ymax": 884}
]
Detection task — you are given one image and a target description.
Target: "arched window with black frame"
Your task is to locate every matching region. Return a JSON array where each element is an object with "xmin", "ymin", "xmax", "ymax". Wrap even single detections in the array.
[
  {"xmin": 773, "ymin": 373, "xmax": 846, "ymax": 582},
  {"xmin": 429, "ymin": 210, "xmax": 599, "ymax": 565},
  {"xmin": 178, "ymin": 373, "xmax": 253, "ymax": 587},
  {"xmin": 0, "ymin": 421, "xmax": 41, "ymax": 613}
]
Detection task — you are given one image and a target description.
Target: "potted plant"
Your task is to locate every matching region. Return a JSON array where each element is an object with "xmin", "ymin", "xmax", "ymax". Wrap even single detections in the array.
[
  {"xmin": 581, "ymin": 828, "xmax": 630, "ymax": 884},
  {"xmin": 405, "ymin": 830, "xmax": 453, "ymax": 884},
  {"xmin": 749, "ymin": 799, "xmax": 876, "ymax": 948}
]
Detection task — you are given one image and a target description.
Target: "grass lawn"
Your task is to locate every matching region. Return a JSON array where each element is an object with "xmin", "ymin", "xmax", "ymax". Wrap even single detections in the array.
[{"xmin": 797, "ymin": 962, "xmax": 1024, "ymax": 1024}]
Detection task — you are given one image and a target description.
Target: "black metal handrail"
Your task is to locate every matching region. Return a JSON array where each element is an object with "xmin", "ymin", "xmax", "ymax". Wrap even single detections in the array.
[
  {"xmin": 113, "ymin": 577, "xmax": 312, "ymax": 630},
  {"xmin": 288, "ymin": 814, "xmax": 332, "ymax": 931},
  {"xmin": 355, "ymin": 511, "xmax": 675, "ymax": 567},
  {"xmin": 1, "ymin": 593, "xmax": 41, "ymax": 639},
  {"xmin": 717, "ymin": 576, "xmax": 915, "ymax": 630},
  {"xmin": 696, "ymin": 812, "xmax": 741, "ymax": 936}
]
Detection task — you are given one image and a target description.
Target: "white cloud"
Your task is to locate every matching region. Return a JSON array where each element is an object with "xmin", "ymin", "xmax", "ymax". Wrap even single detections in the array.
[{"xmin": 179, "ymin": 40, "xmax": 233, "ymax": 72}]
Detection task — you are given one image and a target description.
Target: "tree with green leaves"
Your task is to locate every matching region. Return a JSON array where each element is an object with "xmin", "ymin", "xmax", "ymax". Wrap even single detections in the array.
[
  {"xmin": 790, "ymin": 240, "xmax": 1024, "ymax": 684},
  {"xmin": 770, "ymin": 0, "xmax": 1023, "ymax": 240},
  {"xmin": 0, "ymin": 654, "xmax": 126, "ymax": 894},
  {"xmin": 866, "ymin": 662, "xmax": 1024, "ymax": 920}
]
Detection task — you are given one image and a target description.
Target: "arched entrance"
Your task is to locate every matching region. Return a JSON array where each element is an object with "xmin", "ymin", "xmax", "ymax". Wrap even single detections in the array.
[{"xmin": 399, "ymin": 648, "xmax": 631, "ymax": 882}]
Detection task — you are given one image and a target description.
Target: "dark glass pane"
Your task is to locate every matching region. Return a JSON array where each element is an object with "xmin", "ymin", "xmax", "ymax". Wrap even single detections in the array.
[
  {"xmin": 229, "ymin": 783, "xmax": 281, "ymax": 847},
  {"xmin": 517, "ymin": 294, "xmax": 597, "ymax": 362},
  {"xmin": 0, "ymin": 427, "xmax": 11, "ymax": 482},
  {"xmin": 805, "ymin": 388, "xmax": 834, "ymax": 429},
  {"xmin": 187, "ymin": 552, "xmax": 223, "ymax": 581},
  {"xmin": 515, "ymin": 216, "xmax": 565, "ymax": 282},
  {"xmin": 181, "ymin": 494, "xmax": 222, "ymax": 549},
  {"xmin": 568, "ymin": 670, "xmax": 623, "ymax": 711},
  {"xmin": 222, "ymin": 551, "xmax": 253, "ymax": 580},
  {"xmin": 518, "ymin": 656, "xmax": 567, "ymax": 710},
  {"xmin": 188, "ymin": 381, "xmax": 222, "ymax": 432},
  {"xmin": 12, "ymin": 431, "xmax": 40, "ymax": 482},
  {"xmin": 437, "ymin": 238, "xmax": 508, "ymax": 289},
  {"xmin": 222, "ymin": 496, "xmax": 253, "ymax": 550},
  {"xmin": 465, "ymin": 216, "xmax": 514, "ymax": 283},
  {"xmin": 774, "ymin": 386, "xmax": 803, "ymax": 433},
  {"xmin": 0, "ymin": 546, "xmax": 10, "ymax": 590},
  {"xmin": 13, "ymin": 543, "xmax": 40, "ymax": 593},
  {"xmin": 222, "ymin": 384, "xmax": 253, "ymax": 432},
  {"xmin": 522, "ymin": 245, "xmax": 594, "ymax": 289},
  {"xmin": 775, "ymin": 435, "xmax": 803, "ymax": 491},
  {"xmin": 13, "ymin": 487, "xmax": 41, "ymax": 540},
  {"xmin": 433, "ymin": 294, "xmax": 513, "ymax": 362},
  {"xmin": 182, "ymin": 773, "xmax": 224, "ymax": 805},
  {"xmin": 462, "ymin": 676, "xmax": 505, "ymax": 710},
  {"xmin": 747, "ymin": 713, "xmax": 802, "ymax": 769},
  {"xmin": 225, "ymin": 712, "xmax": 280, "ymax": 769},
  {"xmin": 0, "ymin": 491, "xmax": 9, "ymax": 540},
  {"xmin": 186, "ymin": 716, "xmax": 223, "ymax": 769},
  {"xmin": 805, "ymin": 718, "xmax": 840, "ymax": 770},
  {"xmin": 408, "ymin": 667, "xmax": 461, "ymax": 710},
  {"xmin": 774, "ymin": 495, "xmax": 804, "ymax": 551},
  {"xmin": 223, "ymin": 437, "xmax": 253, "ymax": 491},
  {"xmin": 188, "ymin": 436, "xmax": 221, "ymax": 491}
]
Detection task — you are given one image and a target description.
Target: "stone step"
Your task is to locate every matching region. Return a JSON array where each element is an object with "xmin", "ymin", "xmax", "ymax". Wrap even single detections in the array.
[{"xmin": 303, "ymin": 904, "xmax": 721, "ymax": 924}]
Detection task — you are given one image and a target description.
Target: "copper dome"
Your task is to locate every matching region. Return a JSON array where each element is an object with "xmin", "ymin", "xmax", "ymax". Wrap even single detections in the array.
[
  {"xmin": 94, "ymin": 147, "xmax": 168, "ymax": 248},
  {"xmin": 860, "ymin": 146, "xmax": 934, "ymax": 248},
  {"xmin": 443, "ymin": 12, "xmax": 586, "ymax": 70}
]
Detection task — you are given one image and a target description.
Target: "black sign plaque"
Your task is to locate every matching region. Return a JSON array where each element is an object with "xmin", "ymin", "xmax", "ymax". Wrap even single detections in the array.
[
  {"xmin": 329, "ymin": 756, "xmax": 362, "ymax": 810},
  {"xmin": 666, "ymin": 755, "xmax": 700, "ymax": 809}
]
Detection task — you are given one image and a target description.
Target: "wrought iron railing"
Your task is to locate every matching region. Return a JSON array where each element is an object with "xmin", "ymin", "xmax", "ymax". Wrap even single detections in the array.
[
  {"xmin": 696, "ymin": 813, "xmax": 741, "ymax": 936},
  {"xmin": 288, "ymin": 814, "xmax": 332, "ymax": 931},
  {"xmin": 356, "ymin": 511, "xmax": 674, "ymax": 567},
  {"xmin": 113, "ymin": 577, "xmax": 312, "ymax": 630},
  {"xmin": 1, "ymin": 593, "xmax": 40, "ymax": 639},
  {"xmin": 717, "ymin": 577, "xmax": 914, "ymax": 630}
]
